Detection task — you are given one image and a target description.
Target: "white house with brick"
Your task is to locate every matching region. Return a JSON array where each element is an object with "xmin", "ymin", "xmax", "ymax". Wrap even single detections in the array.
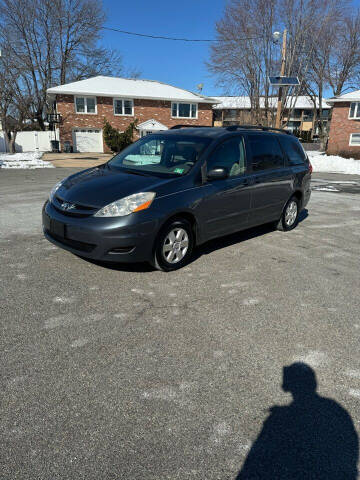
[
  {"xmin": 47, "ymin": 76, "xmax": 217, "ymax": 153},
  {"xmin": 327, "ymin": 90, "xmax": 360, "ymax": 158}
]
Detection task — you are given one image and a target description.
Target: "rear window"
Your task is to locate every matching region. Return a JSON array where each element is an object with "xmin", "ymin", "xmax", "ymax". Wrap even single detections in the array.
[
  {"xmin": 279, "ymin": 136, "xmax": 306, "ymax": 165},
  {"xmin": 248, "ymin": 134, "xmax": 284, "ymax": 171}
]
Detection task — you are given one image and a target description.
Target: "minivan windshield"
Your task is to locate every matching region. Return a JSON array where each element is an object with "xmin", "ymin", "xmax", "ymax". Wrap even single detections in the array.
[{"xmin": 108, "ymin": 134, "xmax": 211, "ymax": 177}]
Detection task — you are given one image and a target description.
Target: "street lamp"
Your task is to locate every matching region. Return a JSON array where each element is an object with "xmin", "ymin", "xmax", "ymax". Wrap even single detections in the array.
[{"xmin": 272, "ymin": 31, "xmax": 281, "ymax": 44}]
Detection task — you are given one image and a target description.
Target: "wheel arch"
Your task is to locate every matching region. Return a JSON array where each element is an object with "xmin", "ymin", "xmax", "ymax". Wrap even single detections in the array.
[
  {"xmin": 158, "ymin": 211, "xmax": 199, "ymax": 245},
  {"xmin": 282, "ymin": 190, "xmax": 303, "ymax": 215},
  {"xmin": 277, "ymin": 190, "xmax": 303, "ymax": 226},
  {"xmin": 292, "ymin": 189, "xmax": 303, "ymax": 205}
]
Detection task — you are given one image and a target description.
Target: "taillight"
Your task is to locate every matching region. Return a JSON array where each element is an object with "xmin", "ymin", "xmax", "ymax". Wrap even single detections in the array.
[{"xmin": 308, "ymin": 161, "xmax": 313, "ymax": 174}]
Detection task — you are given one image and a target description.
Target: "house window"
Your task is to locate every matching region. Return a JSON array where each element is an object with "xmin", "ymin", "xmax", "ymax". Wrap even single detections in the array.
[
  {"xmin": 114, "ymin": 99, "xmax": 134, "ymax": 116},
  {"xmin": 349, "ymin": 133, "xmax": 360, "ymax": 146},
  {"xmin": 171, "ymin": 102, "xmax": 198, "ymax": 119},
  {"xmin": 75, "ymin": 96, "xmax": 96, "ymax": 114},
  {"xmin": 349, "ymin": 102, "xmax": 360, "ymax": 119}
]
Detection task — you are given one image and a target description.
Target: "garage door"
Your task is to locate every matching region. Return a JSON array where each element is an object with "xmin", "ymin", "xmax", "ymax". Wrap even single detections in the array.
[{"xmin": 73, "ymin": 129, "xmax": 103, "ymax": 153}]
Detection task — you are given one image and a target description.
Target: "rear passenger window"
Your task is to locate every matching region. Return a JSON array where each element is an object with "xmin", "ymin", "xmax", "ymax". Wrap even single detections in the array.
[
  {"xmin": 248, "ymin": 135, "xmax": 284, "ymax": 171},
  {"xmin": 279, "ymin": 136, "xmax": 306, "ymax": 165}
]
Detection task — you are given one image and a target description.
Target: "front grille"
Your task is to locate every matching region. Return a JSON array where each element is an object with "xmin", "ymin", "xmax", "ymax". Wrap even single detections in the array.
[
  {"xmin": 45, "ymin": 229, "xmax": 96, "ymax": 253},
  {"xmin": 53, "ymin": 195, "xmax": 98, "ymax": 217},
  {"xmin": 53, "ymin": 204, "xmax": 93, "ymax": 217}
]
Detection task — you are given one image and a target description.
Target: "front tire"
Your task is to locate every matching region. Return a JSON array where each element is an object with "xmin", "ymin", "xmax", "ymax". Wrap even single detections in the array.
[
  {"xmin": 277, "ymin": 196, "xmax": 300, "ymax": 231},
  {"xmin": 152, "ymin": 219, "xmax": 194, "ymax": 271}
]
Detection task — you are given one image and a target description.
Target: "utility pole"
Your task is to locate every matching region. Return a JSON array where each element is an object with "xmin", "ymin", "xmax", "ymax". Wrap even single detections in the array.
[
  {"xmin": 0, "ymin": 48, "xmax": 4, "ymax": 153},
  {"xmin": 275, "ymin": 29, "xmax": 287, "ymax": 129}
]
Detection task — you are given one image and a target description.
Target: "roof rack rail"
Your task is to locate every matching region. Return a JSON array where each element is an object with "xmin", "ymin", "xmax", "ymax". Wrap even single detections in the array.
[
  {"xmin": 170, "ymin": 125, "xmax": 214, "ymax": 130},
  {"xmin": 225, "ymin": 125, "xmax": 292, "ymax": 135}
]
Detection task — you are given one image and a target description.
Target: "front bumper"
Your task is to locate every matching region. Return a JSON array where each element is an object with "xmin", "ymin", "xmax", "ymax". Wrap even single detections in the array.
[{"xmin": 42, "ymin": 201, "xmax": 159, "ymax": 262}]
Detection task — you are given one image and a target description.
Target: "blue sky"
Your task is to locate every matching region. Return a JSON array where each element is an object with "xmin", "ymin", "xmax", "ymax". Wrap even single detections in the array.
[
  {"xmin": 102, "ymin": 0, "xmax": 225, "ymax": 97},
  {"xmin": 102, "ymin": 0, "xmax": 360, "ymax": 98}
]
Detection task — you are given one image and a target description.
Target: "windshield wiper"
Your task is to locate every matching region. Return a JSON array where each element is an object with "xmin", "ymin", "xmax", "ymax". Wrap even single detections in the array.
[{"xmin": 119, "ymin": 168, "xmax": 152, "ymax": 177}]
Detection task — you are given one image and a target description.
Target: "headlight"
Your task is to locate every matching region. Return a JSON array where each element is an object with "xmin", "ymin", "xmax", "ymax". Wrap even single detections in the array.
[
  {"xmin": 49, "ymin": 179, "xmax": 65, "ymax": 202},
  {"xmin": 94, "ymin": 192, "xmax": 156, "ymax": 217}
]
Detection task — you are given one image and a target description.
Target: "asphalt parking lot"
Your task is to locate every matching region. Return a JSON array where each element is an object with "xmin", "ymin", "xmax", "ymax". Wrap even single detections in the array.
[{"xmin": 1, "ymin": 168, "xmax": 360, "ymax": 479}]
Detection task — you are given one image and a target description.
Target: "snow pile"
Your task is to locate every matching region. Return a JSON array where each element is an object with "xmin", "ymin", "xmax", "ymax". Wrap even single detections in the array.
[
  {"xmin": 0, "ymin": 152, "xmax": 54, "ymax": 169},
  {"xmin": 308, "ymin": 151, "xmax": 360, "ymax": 175}
]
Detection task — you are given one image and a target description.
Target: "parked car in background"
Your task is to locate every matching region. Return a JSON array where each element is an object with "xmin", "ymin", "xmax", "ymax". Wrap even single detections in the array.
[{"xmin": 43, "ymin": 126, "xmax": 312, "ymax": 271}]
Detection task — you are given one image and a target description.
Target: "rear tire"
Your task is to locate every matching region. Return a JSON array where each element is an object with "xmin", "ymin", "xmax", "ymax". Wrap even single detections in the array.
[
  {"xmin": 152, "ymin": 219, "xmax": 194, "ymax": 272},
  {"xmin": 276, "ymin": 196, "xmax": 300, "ymax": 232}
]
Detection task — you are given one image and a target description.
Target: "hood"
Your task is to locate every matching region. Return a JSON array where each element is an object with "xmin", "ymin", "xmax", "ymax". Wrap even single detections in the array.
[{"xmin": 56, "ymin": 165, "xmax": 178, "ymax": 208}]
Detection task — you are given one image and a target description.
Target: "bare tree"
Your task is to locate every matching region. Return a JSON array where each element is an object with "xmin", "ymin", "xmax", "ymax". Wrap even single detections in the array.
[
  {"xmin": 0, "ymin": 45, "xmax": 31, "ymax": 152},
  {"xmin": 288, "ymin": 0, "xmax": 345, "ymax": 145},
  {"xmin": 207, "ymin": 0, "xmax": 278, "ymax": 125},
  {"xmin": 327, "ymin": 9, "xmax": 360, "ymax": 96},
  {"xmin": 0, "ymin": 0, "xmax": 139, "ymax": 135},
  {"xmin": 208, "ymin": 0, "xmax": 358, "ymax": 136}
]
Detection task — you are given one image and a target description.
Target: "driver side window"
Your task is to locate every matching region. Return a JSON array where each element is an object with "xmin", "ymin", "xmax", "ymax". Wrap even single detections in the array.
[{"xmin": 207, "ymin": 137, "xmax": 246, "ymax": 177}]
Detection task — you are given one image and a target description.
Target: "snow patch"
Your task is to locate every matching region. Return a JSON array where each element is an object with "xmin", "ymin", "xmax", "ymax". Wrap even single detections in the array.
[
  {"xmin": 221, "ymin": 281, "xmax": 248, "ymax": 288},
  {"xmin": 312, "ymin": 186, "xmax": 340, "ymax": 192},
  {"xmin": 131, "ymin": 288, "xmax": 144, "ymax": 294},
  {"xmin": 114, "ymin": 313, "xmax": 128, "ymax": 319},
  {"xmin": 242, "ymin": 298, "xmax": 261, "ymax": 306},
  {"xmin": 349, "ymin": 389, "xmax": 360, "ymax": 399},
  {"xmin": 71, "ymin": 338, "xmax": 88, "ymax": 348},
  {"xmin": 293, "ymin": 350, "xmax": 328, "ymax": 367},
  {"xmin": 53, "ymin": 296, "xmax": 76, "ymax": 304},
  {"xmin": 15, "ymin": 274, "xmax": 27, "ymax": 280},
  {"xmin": 213, "ymin": 350, "xmax": 224, "ymax": 358},
  {"xmin": 345, "ymin": 369, "xmax": 360, "ymax": 380},
  {"xmin": 308, "ymin": 151, "xmax": 360, "ymax": 175},
  {"xmin": 142, "ymin": 386, "xmax": 178, "ymax": 401},
  {"xmin": 210, "ymin": 422, "xmax": 232, "ymax": 445},
  {"xmin": 325, "ymin": 180, "xmax": 358, "ymax": 185},
  {"xmin": 0, "ymin": 152, "xmax": 54, "ymax": 169}
]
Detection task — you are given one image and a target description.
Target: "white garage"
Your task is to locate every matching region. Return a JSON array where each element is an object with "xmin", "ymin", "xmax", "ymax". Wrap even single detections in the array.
[{"xmin": 72, "ymin": 128, "xmax": 103, "ymax": 153}]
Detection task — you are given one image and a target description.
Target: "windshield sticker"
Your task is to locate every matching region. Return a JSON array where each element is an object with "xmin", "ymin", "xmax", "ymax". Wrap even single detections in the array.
[{"xmin": 174, "ymin": 168, "xmax": 184, "ymax": 174}]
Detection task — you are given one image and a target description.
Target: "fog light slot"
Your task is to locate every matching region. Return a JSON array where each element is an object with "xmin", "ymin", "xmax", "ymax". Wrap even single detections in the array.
[{"xmin": 108, "ymin": 246, "xmax": 135, "ymax": 254}]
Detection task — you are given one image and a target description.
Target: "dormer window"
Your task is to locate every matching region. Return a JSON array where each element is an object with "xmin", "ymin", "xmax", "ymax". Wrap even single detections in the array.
[{"xmin": 349, "ymin": 102, "xmax": 360, "ymax": 119}]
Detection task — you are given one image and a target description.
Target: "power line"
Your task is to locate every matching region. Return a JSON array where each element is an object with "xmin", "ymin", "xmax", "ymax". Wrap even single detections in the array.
[
  {"xmin": 102, "ymin": 26, "xmax": 262, "ymax": 43},
  {"xmin": 102, "ymin": 26, "xmax": 215, "ymax": 42}
]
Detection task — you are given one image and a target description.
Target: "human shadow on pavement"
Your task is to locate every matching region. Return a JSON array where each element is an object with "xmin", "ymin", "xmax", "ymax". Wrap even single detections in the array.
[{"xmin": 236, "ymin": 363, "xmax": 359, "ymax": 480}]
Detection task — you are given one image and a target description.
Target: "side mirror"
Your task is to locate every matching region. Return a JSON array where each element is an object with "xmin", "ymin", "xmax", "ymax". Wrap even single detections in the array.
[{"xmin": 207, "ymin": 167, "xmax": 228, "ymax": 181}]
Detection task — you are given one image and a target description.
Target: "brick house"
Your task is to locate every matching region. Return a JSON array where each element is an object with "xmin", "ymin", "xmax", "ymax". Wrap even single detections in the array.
[
  {"xmin": 327, "ymin": 90, "xmax": 360, "ymax": 158},
  {"xmin": 47, "ymin": 76, "xmax": 216, "ymax": 153},
  {"xmin": 212, "ymin": 96, "xmax": 330, "ymax": 134}
]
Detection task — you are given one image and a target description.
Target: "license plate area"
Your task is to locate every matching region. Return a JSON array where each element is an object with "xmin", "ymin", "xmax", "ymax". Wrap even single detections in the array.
[{"xmin": 51, "ymin": 219, "xmax": 66, "ymax": 238}]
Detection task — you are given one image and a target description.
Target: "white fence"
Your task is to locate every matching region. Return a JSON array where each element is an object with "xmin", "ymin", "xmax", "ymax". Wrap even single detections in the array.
[
  {"xmin": 0, "ymin": 132, "xmax": 6, "ymax": 152},
  {"xmin": 0, "ymin": 129, "xmax": 59, "ymax": 153}
]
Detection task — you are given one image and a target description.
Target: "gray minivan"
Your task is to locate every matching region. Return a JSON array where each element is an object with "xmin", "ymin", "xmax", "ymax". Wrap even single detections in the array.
[{"xmin": 43, "ymin": 126, "xmax": 312, "ymax": 271}]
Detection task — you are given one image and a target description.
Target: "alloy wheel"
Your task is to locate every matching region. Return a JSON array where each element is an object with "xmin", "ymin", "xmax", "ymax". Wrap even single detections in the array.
[
  {"xmin": 162, "ymin": 227, "xmax": 189, "ymax": 264},
  {"xmin": 285, "ymin": 200, "xmax": 298, "ymax": 227}
]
